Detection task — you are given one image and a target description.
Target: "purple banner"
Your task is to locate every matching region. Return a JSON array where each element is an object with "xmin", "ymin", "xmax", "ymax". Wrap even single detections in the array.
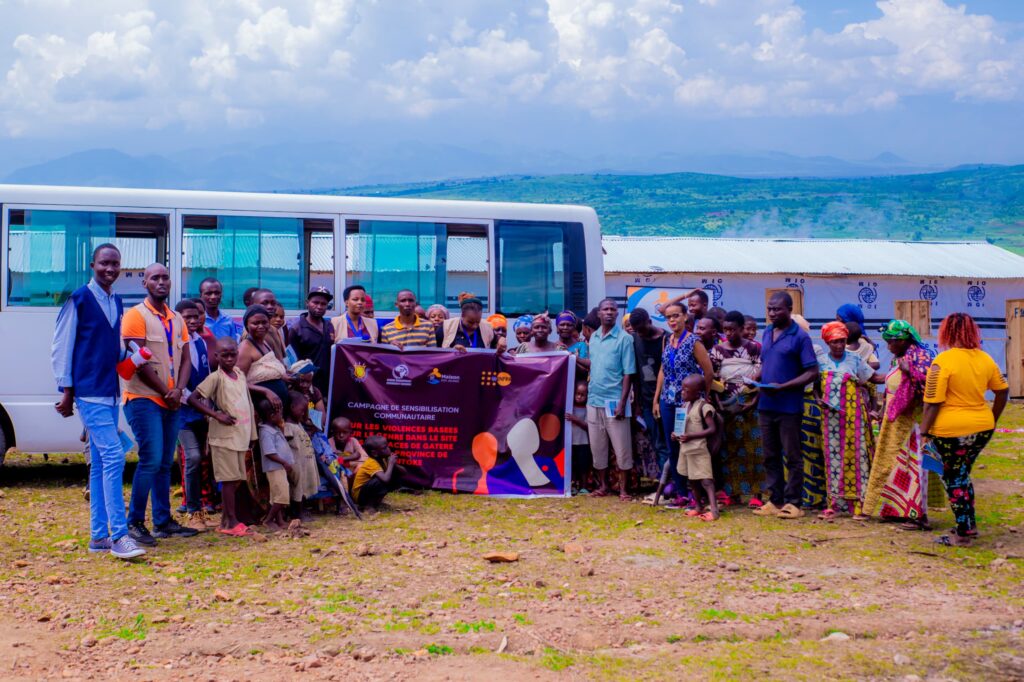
[{"xmin": 328, "ymin": 344, "xmax": 575, "ymax": 497}]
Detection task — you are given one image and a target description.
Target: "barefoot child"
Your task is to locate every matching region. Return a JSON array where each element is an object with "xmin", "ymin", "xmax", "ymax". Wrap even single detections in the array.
[
  {"xmin": 186, "ymin": 338, "xmax": 256, "ymax": 536},
  {"xmin": 564, "ymin": 380, "xmax": 592, "ymax": 494},
  {"xmin": 352, "ymin": 435, "xmax": 407, "ymax": 510},
  {"xmin": 256, "ymin": 399, "xmax": 297, "ymax": 531},
  {"xmin": 672, "ymin": 374, "xmax": 720, "ymax": 521},
  {"xmin": 285, "ymin": 390, "xmax": 322, "ymax": 522},
  {"xmin": 331, "ymin": 416, "xmax": 367, "ymax": 474}
]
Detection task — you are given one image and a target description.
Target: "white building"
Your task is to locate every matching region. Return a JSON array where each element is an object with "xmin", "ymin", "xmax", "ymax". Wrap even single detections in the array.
[{"xmin": 602, "ymin": 237, "xmax": 1024, "ymax": 396}]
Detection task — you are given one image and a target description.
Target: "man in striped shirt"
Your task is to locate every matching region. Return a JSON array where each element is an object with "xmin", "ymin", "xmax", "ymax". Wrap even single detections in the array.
[{"xmin": 381, "ymin": 290, "xmax": 437, "ymax": 350}]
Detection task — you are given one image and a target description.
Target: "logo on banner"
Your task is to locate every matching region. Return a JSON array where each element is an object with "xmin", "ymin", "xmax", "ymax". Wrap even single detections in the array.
[
  {"xmin": 350, "ymin": 364, "xmax": 368, "ymax": 382},
  {"xmin": 387, "ymin": 364, "xmax": 412, "ymax": 387},
  {"xmin": 968, "ymin": 285, "xmax": 986, "ymax": 302},
  {"xmin": 427, "ymin": 367, "xmax": 460, "ymax": 385},
  {"xmin": 481, "ymin": 371, "xmax": 513, "ymax": 387},
  {"xmin": 919, "ymin": 284, "xmax": 938, "ymax": 302}
]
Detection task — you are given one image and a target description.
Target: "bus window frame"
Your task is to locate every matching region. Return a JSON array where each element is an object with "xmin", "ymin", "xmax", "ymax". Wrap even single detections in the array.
[
  {"xmin": 340, "ymin": 213, "xmax": 493, "ymax": 317},
  {"xmin": 178, "ymin": 208, "xmax": 340, "ymax": 315},
  {"xmin": 2, "ymin": 202, "xmax": 174, "ymax": 310}
]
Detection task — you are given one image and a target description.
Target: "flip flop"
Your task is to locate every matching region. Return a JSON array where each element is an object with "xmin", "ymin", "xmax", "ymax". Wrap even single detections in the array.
[
  {"xmin": 748, "ymin": 498, "xmax": 764, "ymax": 509},
  {"xmin": 817, "ymin": 509, "xmax": 837, "ymax": 521},
  {"xmin": 698, "ymin": 512, "xmax": 718, "ymax": 522},
  {"xmin": 589, "ymin": 489, "xmax": 609, "ymax": 498},
  {"xmin": 685, "ymin": 509, "xmax": 701, "ymax": 517},
  {"xmin": 619, "ymin": 493, "xmax": 631, "ymax": 502}
]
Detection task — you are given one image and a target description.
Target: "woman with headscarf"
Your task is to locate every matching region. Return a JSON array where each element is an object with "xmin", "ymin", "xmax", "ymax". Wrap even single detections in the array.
[
  {"xmin": 791, "ymin": 314, "xmax": 825, "ymax": 511},
  {"xmin": 237, "ymin": 305, "xmax": 292, "ymax": 413},
  {"xmin": 837, "ymin": 304, "xmax": 880, "ymax": 369},
  {"xmin": 920, "ymin": 313, "xmax": 1009, "ymax": 547},
  {"xmin": 555, "ymin": 311, "xmax": 591, "ymax": 373},
  {"xmin": 488, "ymin": 314, "xmax": 507, "ymax": 343},
  {"xmin": 426, "ymin": 304, "xmax": 450, "ymax": 330},
  {"xmin": 511, "ymin": 315, "xmax": 566, "ymax": 355},
  {"xmin": 814, "ymin": 321, "xmax": 883, "ymax": 520},
  {"xmin": 512, "ymin": 315, "xmax": 534, "ymax": 346},
  {"xmin": 862, "ymin": 320, "xmax": 937, "ymax": 529}
]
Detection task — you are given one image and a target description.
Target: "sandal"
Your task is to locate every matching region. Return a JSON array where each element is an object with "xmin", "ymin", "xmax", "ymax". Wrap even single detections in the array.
[
  {"xmin": 588, "ymin": 489, "xmax": 609, "ymax": 498},
  {"xmin": 817, "ymin": 509, "xmax": 837, "ymax": 521},
  {"xmin": 898, "ymin": 520, "xmax": 932, "ymax": 531},
  {"xmin": 685, "ymin": 509, "xmax": 702, "ymax": 517},
  {"xmin": 698, "ymin": 512, "xmax": 718, "ymax": 522},
  {"xmin": 852, "ymin": 514, "xmax": 870, "ymax": 522},
  {"xmin": 748, "ymin": 498, "xmax": 764, "ymax": 509},
  {"xmin": 619, "ymin": 493, "xmax": 631, "ymax": 502}
]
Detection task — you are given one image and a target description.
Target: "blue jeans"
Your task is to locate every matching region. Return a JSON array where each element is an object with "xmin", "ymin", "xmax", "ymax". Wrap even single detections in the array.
[
  {"xmin": 178, "ymin": 420, "xmax": 207, "ymax": 513},
  {"xmin": 659, "ymin": 400, "xmax": 687, "ymax": 494},
  {"xmin": 76, "ymin": 400, "xmax": 129, "ymax": 541},
  {"xmin": 641, "ymin": 402, "xmax": 671, "ymax": 472},
  {"xmin": 125, "ymin": 398, "xmax": 181, "ymax": 528}
]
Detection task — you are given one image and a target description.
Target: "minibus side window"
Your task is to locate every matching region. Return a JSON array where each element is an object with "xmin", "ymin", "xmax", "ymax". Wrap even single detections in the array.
[
  {"xmin": 6, "ymin": 209, "xmax": 167, "ymax": 307},
  {"xmin": 495, "ymin": 220, "xmax": 586, "ymax": 317}
]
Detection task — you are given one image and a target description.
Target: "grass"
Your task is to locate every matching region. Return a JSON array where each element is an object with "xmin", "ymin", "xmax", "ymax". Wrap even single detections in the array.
[{"xmin": 1, "ymin": 405, "xmax": 1022, "ymax": 679}]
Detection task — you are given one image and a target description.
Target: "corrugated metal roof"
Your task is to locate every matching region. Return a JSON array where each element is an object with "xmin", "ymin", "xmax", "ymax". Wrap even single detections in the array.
[{"xmin": 602, "ymin": 237, "xmax": 1024, "ymax": 279}]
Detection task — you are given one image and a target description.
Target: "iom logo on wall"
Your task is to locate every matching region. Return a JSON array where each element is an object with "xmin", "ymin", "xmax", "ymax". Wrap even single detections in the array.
[
  {"xmin": 703, "ymin": 281, "xmax": 723, "ymax": 306},
  {"xmin": 857, "ymin": 281, "xmax": 879, "ymax": 310},
  {"xmin": 967, "ymin": 281, "xmax": 987, "ymax": 308},
  {"xmin": 858, "ymin": 286, "xmax": 878, "ymax": 305},
  {"xmin": 919, "ymin": 284, "xmax": 938, "ymax": 302}
]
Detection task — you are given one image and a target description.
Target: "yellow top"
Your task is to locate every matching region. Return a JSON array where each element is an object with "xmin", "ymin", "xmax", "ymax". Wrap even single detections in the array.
[
  {"xmin": 924, "ymin": 348, "xmax": 1008, "ymax": 437},
  {"xmin": 352, "ymin": 457, "xmax": 383, "ymax": 502}
]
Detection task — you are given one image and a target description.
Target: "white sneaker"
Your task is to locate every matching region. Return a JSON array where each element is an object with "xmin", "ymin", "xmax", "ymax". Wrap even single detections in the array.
[{"xmin": 110, "ymin": 535, "xmax": 146, "ymax": 560}]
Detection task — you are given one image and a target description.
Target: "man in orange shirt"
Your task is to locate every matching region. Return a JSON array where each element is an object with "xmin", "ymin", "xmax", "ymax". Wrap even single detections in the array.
[{"xmin": 122, "ymin": 263, "xmax": 198, "ymax": 546}]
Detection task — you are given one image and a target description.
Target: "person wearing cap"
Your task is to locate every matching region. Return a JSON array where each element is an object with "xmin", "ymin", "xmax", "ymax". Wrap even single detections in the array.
[
  {"xmin": 381, "ymin": 289, "xmax": 437, "ymax": 350},
  {"xmin": 332, "ymin": 285, "xmax": 380, "ymax": 343},
  {"xmin": 287, "ymin": 286, "xmax": 336, "ymax": 395},
  {"xmin": 437, "ymin": 296, "xmax": 506, "ymax": 351}
]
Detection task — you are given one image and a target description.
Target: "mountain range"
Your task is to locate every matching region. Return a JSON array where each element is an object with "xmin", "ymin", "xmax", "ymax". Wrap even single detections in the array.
[{"xmin": 2, "ymin": 144, "xmax": 945, "ymax": 191}]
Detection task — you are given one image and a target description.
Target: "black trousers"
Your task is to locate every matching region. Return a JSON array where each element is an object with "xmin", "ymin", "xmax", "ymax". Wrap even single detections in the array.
[
  {"xmin": 758, "ymin": 410, "xmax": 804, "ymax": 507},
  {"xmin": 358, "ymin": 477, "xmax": 397, "ymax": 509}
]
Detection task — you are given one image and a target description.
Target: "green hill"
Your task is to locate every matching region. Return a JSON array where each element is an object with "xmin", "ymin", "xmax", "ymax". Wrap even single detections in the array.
[{"xmin": 317, "ymin": 165, "xmax": 1024, "ymax": 254}]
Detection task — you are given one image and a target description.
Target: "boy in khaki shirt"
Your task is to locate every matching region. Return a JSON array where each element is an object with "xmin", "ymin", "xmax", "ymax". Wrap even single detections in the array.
[{"xmin": 186, "ymin": 338, "xmax": 256, "ymax": 536}]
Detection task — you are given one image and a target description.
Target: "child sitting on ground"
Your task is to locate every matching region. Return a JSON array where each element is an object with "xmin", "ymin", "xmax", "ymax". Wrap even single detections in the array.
[
  {"xmin": 256, "ymin": 399, "xmax": 297, "ymax": 531},
  {"xmin": 564, "ymin": 380, "xmax": 592, "ymax": 494},
  {"xmin": 186, "ymin": 337, "xmax": 256, "ymax": 537},
  {"xmin": 671, "ymin": 373, "xmax": 720, "ymax": 522},
  {"xmin": 352, "ymin": 435, "xmax": 407, "ymax": 510},
  {"xmin": 331, "ymin": 416, "xmax": 367, "ymax": 474},
  {"xmin": 284, "ymin": 390, "xmax": 322, "ymax": 522}
]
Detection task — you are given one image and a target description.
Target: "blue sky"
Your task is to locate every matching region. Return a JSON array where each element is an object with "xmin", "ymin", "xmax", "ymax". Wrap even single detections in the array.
[{"xmin": 0, "ymin": 0, "xmax": 1022, "ymax": 175}]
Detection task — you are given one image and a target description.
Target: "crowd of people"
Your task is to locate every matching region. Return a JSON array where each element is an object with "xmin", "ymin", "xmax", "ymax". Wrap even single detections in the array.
[{"xmin": 53, "ymin": 243, "xmax": 1010, "ymax": 560}]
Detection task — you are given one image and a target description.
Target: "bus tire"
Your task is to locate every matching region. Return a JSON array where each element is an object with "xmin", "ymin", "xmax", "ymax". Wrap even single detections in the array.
[{"xmin": 0, "ymin": 405, "xmax": 14, "ymax": 468}]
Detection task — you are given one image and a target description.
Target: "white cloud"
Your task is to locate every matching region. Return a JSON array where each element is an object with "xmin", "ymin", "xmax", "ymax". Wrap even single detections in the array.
[{"xmin": 0, "ymin": 0, "xmax": 1020, "ymax": 138}]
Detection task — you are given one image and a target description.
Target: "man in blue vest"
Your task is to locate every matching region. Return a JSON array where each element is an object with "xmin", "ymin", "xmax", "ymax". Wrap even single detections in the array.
[{"xmin": 51, "ymin": 244, "xmax": 146, "ymax": 560}]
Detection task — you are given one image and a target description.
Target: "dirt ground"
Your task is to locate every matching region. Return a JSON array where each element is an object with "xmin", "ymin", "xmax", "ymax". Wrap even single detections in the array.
[{"xmin": 1, "ymin": 407, "xmax": 1022, "ymax": 681}]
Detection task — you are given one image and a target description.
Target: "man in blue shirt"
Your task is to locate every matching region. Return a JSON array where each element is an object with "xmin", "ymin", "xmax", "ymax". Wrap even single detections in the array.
[
  {"xmin": 199, "ymin": 277, "xmax": 242, "ymax": 341},
  {"xmin": 754, "ymin": 291, "xmax": 819, "ymax": 519},
  {"xmin": 51, "ymin": 243, "xmax": 146, "ymax": 560},
  {"xmin": 586, "ymin": 298, "xmax": 636, "ymax": 500}
]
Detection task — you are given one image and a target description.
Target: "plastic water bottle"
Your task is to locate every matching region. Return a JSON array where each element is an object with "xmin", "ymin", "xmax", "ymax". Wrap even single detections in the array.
[{"xmin": 117, "ymin": 341, "xmax": 152, "ymax": 380}]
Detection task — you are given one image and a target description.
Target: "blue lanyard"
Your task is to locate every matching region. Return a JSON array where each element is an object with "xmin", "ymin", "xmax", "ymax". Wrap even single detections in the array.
[
  {"xmin": 461, "ymin": 323, "xmax": 480, "ymax": 348},
  {"xmin": 160, "ymin": 308, "xmax": 175, "ymax": 379},
  {"xmin": 348, "ymin": 314, "xmax": 369, "ymax": 340}
]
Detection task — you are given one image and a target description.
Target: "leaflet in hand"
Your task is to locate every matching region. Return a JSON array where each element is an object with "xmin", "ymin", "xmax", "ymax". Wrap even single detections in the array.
[
  {"xmin": 742, "ymin": 377, "xmax": 774, "ymax": 389},
  {"xmin": 605, "ymin": 399, "xmax": 632, "ymax": 418}
]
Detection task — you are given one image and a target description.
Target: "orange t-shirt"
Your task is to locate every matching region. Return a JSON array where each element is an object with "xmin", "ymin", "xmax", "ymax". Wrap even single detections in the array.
[{"xmin": 121, "ymin": 299, "xmax": 189, "ymax": 407}]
